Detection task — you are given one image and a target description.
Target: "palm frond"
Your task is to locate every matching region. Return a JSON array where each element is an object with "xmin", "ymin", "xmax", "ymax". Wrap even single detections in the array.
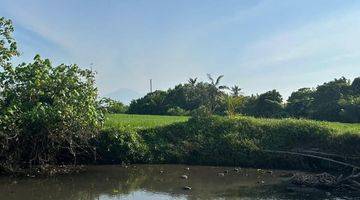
[
  {"xmin": 207, "ymin": 73, "xmax": 214, "ymax": 85},
  {"xmin": 219, "ymin": 85, "xmax": 229, "ymax": 90},
  {"xmin": 215, "ymin": 75, "xmax": 224, "ymax": 85}
]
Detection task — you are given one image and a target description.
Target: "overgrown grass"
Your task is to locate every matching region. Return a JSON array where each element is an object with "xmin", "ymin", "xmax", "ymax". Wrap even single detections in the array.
[
  {"xmin": 233, "ymin": 115, "xmax": 360, "ymax": 135},
  {"xmin": 97, "ymin": 114, "xmax": 360, "ymax": 171},
  {"xmin": 104, "ymin": 114, "xmax": 189, "ymax": 129}
]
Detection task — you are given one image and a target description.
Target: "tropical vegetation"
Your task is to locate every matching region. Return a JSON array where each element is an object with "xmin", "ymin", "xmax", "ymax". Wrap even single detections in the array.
[
  {"xmin": 0, "ymin": 16, "xmax": 359, "ymax": 175},
  {"xmin": 128, "ymin": 76, "xmax": 360, "ymax": 123}
]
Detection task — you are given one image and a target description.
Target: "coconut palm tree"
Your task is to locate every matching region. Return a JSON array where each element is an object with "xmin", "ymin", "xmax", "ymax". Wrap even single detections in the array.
[
  {"xmin": 206, "ymin": 74, "xmax": 228, "ymax": 113},
  {"xmin": 207, "ymin": 74, "xmax": 228, "ymax": 90},
  {"xmin": 188, "ymin": 77, "xmax": 198, "ymax": 86},
  {"xmin": 231, "ymin": 85, "xmax": 242, "ymax": 97}
]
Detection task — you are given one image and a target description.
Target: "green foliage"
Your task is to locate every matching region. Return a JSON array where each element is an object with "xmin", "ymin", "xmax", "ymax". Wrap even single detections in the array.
[
  {"xmin": 128, "ymin": 73, "xmax": 360, "ymax": 123},
  {"xmin": 95, "ymin": 127, "xmax": 148, "ymax": 164},
  {"xmin": 285, "ymin": 77, "xmax": 360, "ymax": 123},
  {"xmin": 244, "ymin": 90, "xmax": 286, "ymax": 118},
  {"xmin": 351, "ymin": 77, "xmax": 360, "ymax": 95},
  {"xmin": 311, "ymin": 77, "xmax": 350, "ymax": 121},
  {"xmin": 98, "ymin": 114, "xmax": 360, "ymax": 170},
  {"xmin": 100, "ymin": 98, "xmax": 128, "ymax": 114},
  {"xmin": 339, "ymin": 96, "xmax": 360, "ymax": 123},
  {"xmin": 0, "ymin": 55, "xmax": 103, "ymax": 172},
  {"xmin": 166, "ymin": 106, "xmax": 189, "ymax": 116},
  {"xmin": 128, "ymin": 90, "xmax": 168, "ymax": 115},
  {"xmin": 0, "ymin": 17, "xmax": 19, "ymax": 67},
  {"xmin": 224, "ymin": 95, "xmax": 246, "ymax": 117},
  {"xmin": 286, "ymin": 88, "xmax": 314, "ymax": 118},
  {"xmin": 128, "ymin": 75, "xmax": 229, "ymax": 116}
]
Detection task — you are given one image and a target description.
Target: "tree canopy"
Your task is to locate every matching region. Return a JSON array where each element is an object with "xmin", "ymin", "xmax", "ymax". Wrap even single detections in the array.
[
  {"xmin": 0, "ymin": 17, "xmax": 103, "ymax": 172},
  {"xmin": 128, "ymin": 76, "xmax": 360, "ymax": 123}
]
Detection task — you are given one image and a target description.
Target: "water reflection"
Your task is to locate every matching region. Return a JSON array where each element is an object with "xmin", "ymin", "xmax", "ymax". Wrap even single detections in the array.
[{"xmin": 0, "ymin": 165, "xmax": 345, "ymax": 200}]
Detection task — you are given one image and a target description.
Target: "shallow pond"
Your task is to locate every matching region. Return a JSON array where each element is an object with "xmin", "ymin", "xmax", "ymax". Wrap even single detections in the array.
[{"xmin": 0, "ymin": 165, "xmax": 352, "ymax": 200}]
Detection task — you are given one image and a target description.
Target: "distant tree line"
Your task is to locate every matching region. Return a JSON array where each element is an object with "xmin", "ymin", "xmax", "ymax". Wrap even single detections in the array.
[{"xmin": 127, "ymin": 75, "xmax": 360, "ymax": 123}]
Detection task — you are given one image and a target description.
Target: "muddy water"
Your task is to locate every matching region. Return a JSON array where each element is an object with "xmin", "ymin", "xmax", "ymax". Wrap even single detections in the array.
[{"xmin": 0, "ymin": 165, "xmax": 349, "ymax": 200}]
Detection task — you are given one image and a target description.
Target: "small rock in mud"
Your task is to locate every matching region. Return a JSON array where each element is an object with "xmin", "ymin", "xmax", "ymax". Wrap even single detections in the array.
[
  {"xmin": 180, "ymin": 175, "xmax": 188, "ymax": 179},
  {"xmin": 183, "ymin": 186, "xmax": 192, "ymax": 190},
  {"xmin": 185, "ymin": 167, "xmax": 190, "ymax": 171},
  {"xmin": 218, "ymin": 173, "xmax": 225, "ymax": 177}
]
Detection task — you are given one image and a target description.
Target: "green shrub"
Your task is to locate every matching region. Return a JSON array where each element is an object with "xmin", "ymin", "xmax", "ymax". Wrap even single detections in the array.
[
  {"xmin": 0, "ymin": 56, "xmax": 103, "ymax": 172},
  {"xmin": 98, "ymin": 115, "xmax": 360, "ymax": 171},
  {"xmin": 100, "ymin": 98, "xmax": 128, "ymax": 114},
  {"xmin": 95, "ymin": 127, "xmax": 148, "ymax": 164},
  {"xmin": 166, "ymin": 107, "xmax": 189, "ymax": 116}
]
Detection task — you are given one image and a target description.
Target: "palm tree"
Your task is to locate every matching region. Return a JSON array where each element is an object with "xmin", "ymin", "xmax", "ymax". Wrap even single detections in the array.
[
  {"xmin": 206, "ymin": 74, "xmax": 228, "ymax": 113},
  {"xmin": 207, "ymin": 74, "xmax": 228, "ymax": 90},
  {"xmin": 188, "ymin": 77, "xmax": 198, "ymax": 86},
  {"xmin": 231, "ymin": 85, "xmax": 242, "ymax": 97}
]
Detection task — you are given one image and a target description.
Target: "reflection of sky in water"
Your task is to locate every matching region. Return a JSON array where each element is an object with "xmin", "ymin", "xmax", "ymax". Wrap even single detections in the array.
[{"xmin": 100, "ymin": 190, "xmax": 186, "ymax": 200}]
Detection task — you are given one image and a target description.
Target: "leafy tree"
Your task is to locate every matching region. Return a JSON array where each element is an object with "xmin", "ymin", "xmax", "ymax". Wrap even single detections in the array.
[
  {"xmin": 0, "ymin": 55, "xmax": 103, "ymax": 172},
  {"xmin": 0, "ymin": 18, "xmax": 103, "ymax": 172},
  {"xmin": 128, "ymin": 90, "xmax": 168, "ymax": 115},
  {"xmin": 0, "ymin": 17, "xmax": 19, "ymax": 67},
  {"xmin": 351, "ymin": 77, "xmax": 360, "ymax": 95},
  {"xmin": 286, "ymin": 88, "xmax": 314, "ymax": 118},
  {"xmin": 247, "ymin": 90, "xmax": 285, "ymax": 118},
  {"xmin": 311, "ymin": 77, "xmax": 351, "ymax": 121},
  {"xmin": 100, "ymin": 98, "xmax": 128, "ymax": 114},
  {"xmin": 339, "ymin": 96, "xmax": 360, "ymax": 123}
]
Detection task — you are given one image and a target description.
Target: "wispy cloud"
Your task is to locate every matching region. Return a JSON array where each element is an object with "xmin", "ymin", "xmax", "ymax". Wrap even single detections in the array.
[
  {"xmin": 2, "ymin": 0, "xmax": 360, "ymax": 99},
  {"xmin": 235, "ymin": 9, "xmax": 360, "ymax": 71}
]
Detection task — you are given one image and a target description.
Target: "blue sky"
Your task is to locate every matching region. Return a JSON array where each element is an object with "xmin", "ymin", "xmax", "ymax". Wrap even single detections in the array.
[{"xmin": 1, "ymin": 0, "xmax": 360, "ymax": 102}]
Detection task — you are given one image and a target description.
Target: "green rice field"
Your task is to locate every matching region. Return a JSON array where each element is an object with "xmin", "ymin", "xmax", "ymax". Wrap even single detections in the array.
[
  {"xmin": 104, "ymin": 114, "xmax": 189, "ymax": 129},
  {"xmin": 105, "ymin": 114, "xmax": 360, "ymax": 134}
]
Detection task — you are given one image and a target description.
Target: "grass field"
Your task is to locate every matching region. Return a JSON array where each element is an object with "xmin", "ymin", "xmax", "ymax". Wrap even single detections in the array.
[
  {"xmin": 232, "ymin": 115, "xmax": 360, "ymax": 135},
  {"xmin": 104, "ymin": 113, "xmax": 360, "ymax": 134},
  {"xmin": 104, "ymin": 114, "xmax": 189, "ymax": 129}
]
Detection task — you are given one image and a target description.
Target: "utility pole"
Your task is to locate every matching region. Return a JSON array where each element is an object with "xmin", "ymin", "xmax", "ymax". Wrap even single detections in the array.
[{"xmin": 150, "ymin": 79, "xmax": 153, "ymax": 93}]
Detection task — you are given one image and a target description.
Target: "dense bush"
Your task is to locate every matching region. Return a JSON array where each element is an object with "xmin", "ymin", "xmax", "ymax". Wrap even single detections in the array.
[
  {"xmin": 0, "ymin": 56, "xmax": 103, "ymax": 172},
  {"xmin": 0, "ymin": 18, "xmax": 103, "ymax": 173},
  {"xmin": 96, "ymin": 115, "xmax": 360, "ymax": 170},
  {"xmin": 128, "ymin": 76, "xmax": 228, "ymax": 116},
  {"xmin": 127, "ymin": 90, "xmax": 168, "ymax": 115},
  {"xmin": 166, "ymin": 106, "xmax": 189, "ymax": 116},
  {"xmin": 95, "ymin": 127, "xmax": 148, "ymax": 164}
]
